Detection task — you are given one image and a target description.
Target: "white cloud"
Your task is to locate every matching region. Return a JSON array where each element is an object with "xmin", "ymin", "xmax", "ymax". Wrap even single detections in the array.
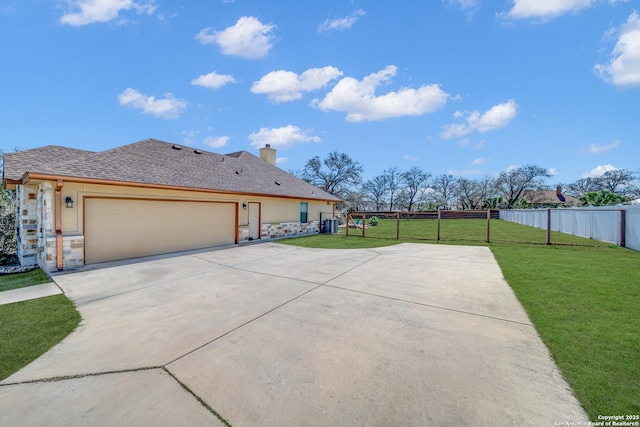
[
  {"xmin": 313, "ymin": 65, "xmax": 449, "ymax": 122},
  {"xmin": 502, "ymin": 0, "xmax": 593, "ymax": 21},
  {"xmin": 275, "ymin": 157, "xmax": 288, "ymax": 165},
  {"xmin": 585, "ymin": 140, "xmax": 620, "ymax": 154},
  {"xmin": 502, "ymin": 0, "xmax": 628, "ymax": 21},
  {"xmin": 444, "ymin": 0, "xmax": 479, "ymax": 10},
  {"xmin": 470, "ymin": 156, "xmax": 490, "ymax": 165},
  {"xmin": 441, "ymin": 99, "xmax": 518, "ymax": 139},
  {"xmin": 191, "ymin": 71, "xmax": 236, "ymax": 90},
  {"xmin": 117, "ymin": 88, "xmax": 186, "ymax": 119},
  {"xmin": 251, "ymin": 66, "xmax": 343, "ymax": 103},
  {"xmin": 594, "ymin": 11, "xmax": 640, "ymax": 87},
  {"xmin": 203, "ymin": 135, "xmax": 230, "ymax": 149},
  {"xmin": 582, "ymin": 164, "xmax": 619, "ymax": 178},
  {"xmin": 403, "ymin": 154, "xmax": 418, "ymax": 162},
  {"xmin": 195, "ymin": 16, "xmax": 276, "ymax": 60},
  {"xmin": 318, "ymin": 9, "xmax": 365, "ymax": 32},
  {"xmin": 548, "ymin": 167, "xmax": 558, "ymax": 176},
  {"xmin": 248, "ymin": 125, "xmax": 321, "ymax": 149},
  {"xmin": 59, "ymin": 0, "xmax": 156, "ymax": 26}
]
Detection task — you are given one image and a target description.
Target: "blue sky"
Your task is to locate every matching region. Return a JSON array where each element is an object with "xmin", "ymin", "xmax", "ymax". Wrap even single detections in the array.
[{"xmin": 1, "ymin": 0, "xmax": 638, "ymax": 184}]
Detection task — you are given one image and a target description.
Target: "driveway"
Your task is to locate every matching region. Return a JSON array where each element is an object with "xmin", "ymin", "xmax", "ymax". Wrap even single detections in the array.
[{"xmin": 0, "ymin": 243, "xmax": 587, "ymax": 426}]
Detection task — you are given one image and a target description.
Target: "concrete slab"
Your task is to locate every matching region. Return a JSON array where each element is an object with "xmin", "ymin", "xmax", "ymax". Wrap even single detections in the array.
[
  {"xmin": 0, "ymin": 282, "xmax": 62, "ymax": 306},
  {"xmin": 167, "ymin": 285, "xmax": 585, "ymax": 426},
  {"xmin": 330, "ymin": 243, "xmax": 531, "ymax": 323},
  {"xmin": 5, "ymin": 267, "xmax": 318, "ymax": 382},
  {"xmin": 0, "ymin": 243, "xmax": 589, "ymax": 426},
  {"xmin": 0, "ymin": 369, "xmax": 223, "ymax": 427}
]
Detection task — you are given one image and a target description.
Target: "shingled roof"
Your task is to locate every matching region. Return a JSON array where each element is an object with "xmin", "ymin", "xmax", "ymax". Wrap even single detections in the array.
[{"xmin": 2, "ymin": 139, "xmax": 340, "ymax": 202}]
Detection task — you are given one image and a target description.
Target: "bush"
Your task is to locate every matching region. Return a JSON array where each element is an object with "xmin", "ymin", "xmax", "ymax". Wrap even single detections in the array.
[
  {"xmin": 0, "ymin": 188, "xmax": 16, "ymax": 264},
  {"xmin": 369, "ymin": 216, "xmax": 379, "ymax": 227}
]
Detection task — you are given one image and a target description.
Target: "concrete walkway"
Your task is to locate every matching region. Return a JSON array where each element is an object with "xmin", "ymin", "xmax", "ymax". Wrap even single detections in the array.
[
  {"xmin": 0, "ymin": 243, "xmax": 588, "ymax": 426},
  {"xmin": 0, "ymin": 282, "xmax": 62, "ymax": 306}
]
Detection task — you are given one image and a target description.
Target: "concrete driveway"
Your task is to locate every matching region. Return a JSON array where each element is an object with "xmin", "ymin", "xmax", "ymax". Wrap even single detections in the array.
[{"xmin": 0, "ymin": 243, "xmax": 587, "ymax": 426}]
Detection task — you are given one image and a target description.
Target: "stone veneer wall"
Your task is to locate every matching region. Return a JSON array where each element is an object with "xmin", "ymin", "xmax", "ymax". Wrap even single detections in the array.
[
  {"xmin": 260, "ymin": 221, "xmax": 320, "ymax": 240},
  {"xmin": 37, "ymin": 182, "xmax": 55, "ymax": 272},
  {"xmin": 15, "ymin": 185, "xmax": 38, "ymax": 266}
]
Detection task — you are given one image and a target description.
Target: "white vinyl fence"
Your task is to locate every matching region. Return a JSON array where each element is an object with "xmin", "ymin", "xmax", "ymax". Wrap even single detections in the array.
[{"xmin": 500, "ymin": 206, "xmax": 640, "ymax": 251}]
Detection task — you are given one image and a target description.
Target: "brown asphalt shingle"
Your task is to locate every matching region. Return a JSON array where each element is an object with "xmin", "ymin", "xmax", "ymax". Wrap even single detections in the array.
[{"xmin": 3, "ymin": 139, "xmax": 340, "ymax": 202}]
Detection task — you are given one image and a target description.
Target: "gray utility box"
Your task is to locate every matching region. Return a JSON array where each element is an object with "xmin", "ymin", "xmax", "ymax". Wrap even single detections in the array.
[{"xmin": 323, "ymin": 219, "xmax": 339, "ymax": 234}]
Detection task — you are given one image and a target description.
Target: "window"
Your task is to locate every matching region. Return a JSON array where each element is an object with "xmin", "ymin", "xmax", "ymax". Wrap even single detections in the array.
[{"xmin": 300, "ymin": 202, "xmax": 308, "ymax": 223}]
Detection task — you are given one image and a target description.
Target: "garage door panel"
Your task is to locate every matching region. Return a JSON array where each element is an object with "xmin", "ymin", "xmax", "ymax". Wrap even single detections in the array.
[{"xmin": 85, "ymin": 199, "xmax": 235, "ymax": 264}]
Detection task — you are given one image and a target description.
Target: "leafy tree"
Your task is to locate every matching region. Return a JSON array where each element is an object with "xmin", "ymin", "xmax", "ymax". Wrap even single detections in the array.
[
  {"xmin": 579, "ymin": 190, "xmax": 627, "ymax": 207},
  {"xmin": 301, "ymin": 152, "xmax": 363, "ymax": 198},
  {"xmin": 494, "ymin": 165, "xmax": 550, "ymax": 209},
  {"xmin": 402, "ymin": 167, "xmax": 431, "ymax": 212}
]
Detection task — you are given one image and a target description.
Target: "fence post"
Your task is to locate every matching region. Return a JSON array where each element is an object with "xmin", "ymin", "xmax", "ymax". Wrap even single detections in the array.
[
  {"xmin": 396, "ymin": 212, "xmax": 400, "ymax": 239},
  {"xmin": 620, "ymin": 209, "xmax": 626, "ymax": 247},
  {"xmin": 361, "ymin": 214, "xmax": 366, "ymax": 238},
  {"xmin": 546, "ymin": 209, "xmax": 551, "ymax": 245},
  {"xmin": 486, "ymin": 209, "xmax": 491, "ymax": 243},
  {"xmin": 346, "ymin": 213, "xmax": 350, "ymax": 237},
  {"xmin": 437, "ymin": 209, "xmax": 441, "ymax": 241}
]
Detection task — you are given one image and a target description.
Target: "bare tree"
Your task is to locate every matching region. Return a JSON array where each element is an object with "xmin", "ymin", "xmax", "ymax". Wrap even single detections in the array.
[
  {"xmin": 594, "ymin": 169, "xmax": 639, "ymax": 198},
  {"xmin": 362, "ymin": 175, "xmax": 388, "ymax": 211},
  {"xmin": 301, "ymin": 152, "xmax": 363, "ymax": 198},
  {"xmin": 564, "ymin": 178, "xmax": 598, "ymax": 198},
  {"xmin": 382, "ymin": 167, "xmax": 403, "ymax": 211},
  {"xmin": 457, "ymin": 176, "xmax": 494, "ymax": 210},
  {"xmin": 495, "ymin": 165, "xmax": 550, "ymax": 209},
  {"xmin": 402, "ymin": 167, "xmax": 431, "ymax": 212},
  {"xmin": 430, "ymin": 174, "xmax": 459, "ymax": 210}
]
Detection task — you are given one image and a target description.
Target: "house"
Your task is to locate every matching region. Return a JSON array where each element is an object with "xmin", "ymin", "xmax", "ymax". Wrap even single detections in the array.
[
  {"xmin": 2, "ymin": 139, "xmax": 340, "ymax": 272},
  {"xmin": 524, "ymin": 186, "xmax": 579, "ymax": 208}
]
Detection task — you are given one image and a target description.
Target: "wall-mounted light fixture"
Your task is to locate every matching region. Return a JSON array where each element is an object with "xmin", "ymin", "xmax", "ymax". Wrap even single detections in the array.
[
  {"xmin": 242, "ymin": 203, "xmax": 248, "ymax": 210},
  {"xmin": 65, "ymin": 196, "xmax": 74, "ymax": 208}
]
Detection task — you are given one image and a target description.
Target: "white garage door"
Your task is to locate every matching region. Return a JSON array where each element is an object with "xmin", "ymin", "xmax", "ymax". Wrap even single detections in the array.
[{"xmin": 85, "ymin": 198, "xmax": 236, "ymax": 264}]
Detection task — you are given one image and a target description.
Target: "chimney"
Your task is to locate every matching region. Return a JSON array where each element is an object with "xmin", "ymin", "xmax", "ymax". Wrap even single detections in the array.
[
  {"xmin": 260, "ymin": 144, "xmax": 276, "ymax": 165},
  {"xmin": 556, "ymin": 185, "xmax": 562, "ymax": 196}
]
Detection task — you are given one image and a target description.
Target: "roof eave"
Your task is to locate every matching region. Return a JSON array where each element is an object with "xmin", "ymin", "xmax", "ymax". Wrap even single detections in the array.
[{"xmin": 21, "ymin": 172, "xmax": 341, "ymax": 202}]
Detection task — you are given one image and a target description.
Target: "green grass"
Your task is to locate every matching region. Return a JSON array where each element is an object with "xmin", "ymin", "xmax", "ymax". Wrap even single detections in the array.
[
  {"xmin": 0, "ymin": 268, "xmax": 51, "ymax": 292},
  {"xmin": 0, "ymin": 294, "xmax": 81, "ymax": 381},
  {"xmin": 280, "ymin": 223, "xmax": 640, "ymax": 420},
  {"xmin": 342, "ymin": 218, "xmax": 612, "ymax": 247}
]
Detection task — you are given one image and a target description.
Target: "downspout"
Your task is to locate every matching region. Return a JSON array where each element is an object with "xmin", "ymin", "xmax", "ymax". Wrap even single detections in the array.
[{"xmin": 55, "ymin": 180, "xmax": 64, "ymax": 270}]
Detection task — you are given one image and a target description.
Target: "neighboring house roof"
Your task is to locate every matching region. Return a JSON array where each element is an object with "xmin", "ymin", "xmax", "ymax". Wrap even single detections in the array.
[
  {"xmin": 524, "ymin": 189, "xmax": 579, "ymax": 206},
  {"xmin": 3, "ymin": 139, "xmax": 340, "ymax": 202}
]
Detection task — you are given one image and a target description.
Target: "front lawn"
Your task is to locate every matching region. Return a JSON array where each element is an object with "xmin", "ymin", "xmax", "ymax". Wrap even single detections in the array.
[
  {"xmin": 0, "ymin": 270, "xmax": 81, "ymax": 382},
  {"xmin": 279, "ymin": 228, "xmax": 640, "ymax": 420},
  {"xmin": 0, "ymin": 268, "xmax": 51, "ymax": 292}
]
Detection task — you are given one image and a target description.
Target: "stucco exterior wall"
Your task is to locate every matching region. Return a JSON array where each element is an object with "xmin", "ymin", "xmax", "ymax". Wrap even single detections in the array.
[{"xmin": 14, "ymin": 180, "xmax": 336, "ymax": 271}]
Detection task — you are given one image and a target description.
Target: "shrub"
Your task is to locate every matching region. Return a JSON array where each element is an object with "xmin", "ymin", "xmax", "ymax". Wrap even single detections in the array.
[{"xmin": 369, "ymin": 216, "xmax": 379, "ymax": 227}]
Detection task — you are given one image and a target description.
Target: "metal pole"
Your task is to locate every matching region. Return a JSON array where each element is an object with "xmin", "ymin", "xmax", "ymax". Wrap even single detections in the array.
[
  {"xmin": 546, "ymin": 209, "xmax": 551, "ymax": 245},
  {"xmin": 486, "ymin": 209, "xmax": 491, "ymax": 243},
  {"xmin": 620, "ymin": 209, "xmax": 626, "ymax": 247}
]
